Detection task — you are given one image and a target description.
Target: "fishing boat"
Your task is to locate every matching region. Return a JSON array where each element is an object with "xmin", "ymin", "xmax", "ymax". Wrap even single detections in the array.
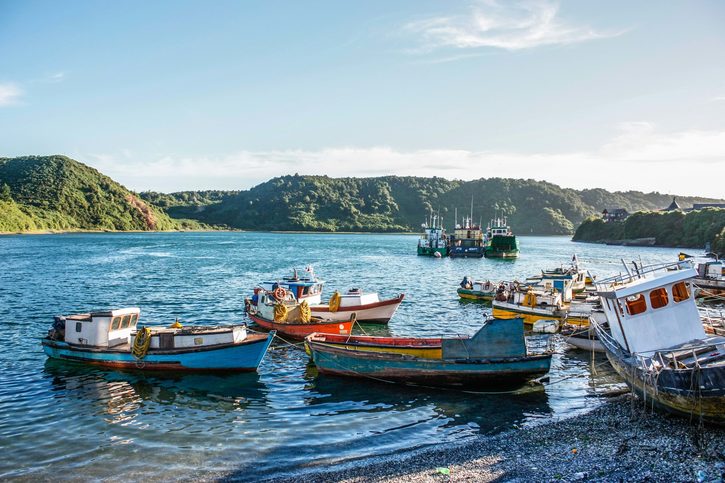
[
  {"xmin": 593, "ymin": 260, "xmax": 725, "ymax": 423},
  {"xmin": 533, "ymin": 256, "xmax": 591, "ymax": 294},
  {"xmin": 457, "ymin": 277, "xmax": 513, "ymax": 302},
  {"xmin": 309, "ymin": 289, "xmax": 405, "ymax": 323},
  {"xmin": 41, "ymin": 308, "xmax": 274, "ymax": 372},
  {"xmin": 247, "ymin": 288, "xmax": 354, "ymax": 339},
  {"xmin": 449, "ymin": 207, "xmax": 485, "ymax": 258},
  {"xmin": 483, "ymin": 217, "xmax": 519, "ymax": 259},
  {"xmin": 561, "ymin": 315, "xmax": 605, "ymax": 353},
  {"xmin": 417, "ymin": 212, "xmax": 449, "ymax": 257},
  {"xmin": 492, "ymin": 279, "xmax": 594, "ymax": 327},
  {"xmin": 305, "ymin": 317, "xmax": 552, "ymax": 388},
  {"xmin": 680, "ymin": 253, "xmax": 725, "ymax": 298},
  {"xmin": 257, "ymin": 266, "xmax": 324, "ymax": 304}
]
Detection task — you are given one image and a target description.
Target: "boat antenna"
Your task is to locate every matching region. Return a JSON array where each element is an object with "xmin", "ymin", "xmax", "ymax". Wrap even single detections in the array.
[{"xmin": 470, "ymin": 194, "xmax": 474, "ymax": 226}]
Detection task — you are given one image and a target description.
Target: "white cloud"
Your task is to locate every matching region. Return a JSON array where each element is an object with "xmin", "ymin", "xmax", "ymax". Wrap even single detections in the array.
[
  {"xmin": 80, "ymin": 123, "xmax": 725, "ymax": 198},
  {"xmin": 404, "ymin": 0, "xmax": 624, "ymax": 53},
  {"xmin": 712, "ymin": 96, "xmax": 725, "ymax": 102},
  {"xmin": 0, "ymin": 83, "xmax": 23, "ymax": 106}
]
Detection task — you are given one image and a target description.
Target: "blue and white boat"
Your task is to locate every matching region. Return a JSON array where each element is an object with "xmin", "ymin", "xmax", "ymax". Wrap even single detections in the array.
[{"xmin": 42, "ymin": 308, "xmax": 274, "ymax": 372}]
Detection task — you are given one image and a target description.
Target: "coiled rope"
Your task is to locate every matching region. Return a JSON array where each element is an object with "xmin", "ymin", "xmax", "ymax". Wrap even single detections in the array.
[{"xmin": 132, "ymin": 327, "xmax": 152, "ymax": 360}]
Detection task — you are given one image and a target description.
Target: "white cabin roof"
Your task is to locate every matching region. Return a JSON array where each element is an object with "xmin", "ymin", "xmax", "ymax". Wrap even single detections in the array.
[{"xmin": 597, "ymin": 268, "xmax": 696, "ymax": 299}]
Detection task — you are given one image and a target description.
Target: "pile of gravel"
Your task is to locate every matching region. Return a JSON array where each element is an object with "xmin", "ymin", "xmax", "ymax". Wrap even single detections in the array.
[{"xmin": 261, "ymin": 396, "xmax": 724, "ymax": 482}]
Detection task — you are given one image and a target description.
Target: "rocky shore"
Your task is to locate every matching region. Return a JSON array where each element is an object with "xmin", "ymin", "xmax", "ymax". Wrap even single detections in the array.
[{"xmin": 263, "ymin": 396, "xmax": 724, "ymax": 483}]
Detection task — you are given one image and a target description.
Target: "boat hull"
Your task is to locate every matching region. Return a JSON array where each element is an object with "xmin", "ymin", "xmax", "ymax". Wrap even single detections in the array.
[
  {"xmin": 596, "ymin": 327, "xmax": 725, "ymax": 424},
  {"xmin": 492, "ymin": 302, "xmax": 559, "ymax": 326},
  {"xmin": 484, "ymin": 249, "xmax": 520, "ymax": 258},
  {"xmin": 308, "ymin": 343, "xmax": 551, "ymax": 388},
  {"xmin": 449, "ymin": 248, "xmax": 484, "ymax": 258},
  {"xmin": 41, "ymin": 333, "xmax": 274, "ymax": 372},
  {"xmin": 417, "ymin": 246, "xmax": 448, "ymax": 257},
  {"xmin": 310, "ymin": 295, "xmax": 403, "ymax": 323},
  {"xmin": 564, "ymin": 333, "xmax": 604, "ymax": 353},
  {"xmin": 248, "ymin": 313, "xmax": 352, "ymax": 339},
  {"xmin": 457, "ymin": 288, "xmax": 494, "ymax": 301}
]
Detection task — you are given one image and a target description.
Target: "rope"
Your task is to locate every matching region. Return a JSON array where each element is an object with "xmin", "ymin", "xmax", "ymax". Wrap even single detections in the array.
[{"xmin": 132, "ymin": 327, "xmax": 152, "ymax": 360}]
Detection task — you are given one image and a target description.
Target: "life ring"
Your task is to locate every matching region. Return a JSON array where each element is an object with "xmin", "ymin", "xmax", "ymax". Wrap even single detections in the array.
[{"xmin": 273, "ymin": 287, "xmax": 287, "ymax": 300}]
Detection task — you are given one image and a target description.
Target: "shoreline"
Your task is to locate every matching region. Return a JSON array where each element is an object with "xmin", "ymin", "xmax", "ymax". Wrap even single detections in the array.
[
  {"xmin": 0, "ymin": 229, "xmax": 575, "ymax": 237},
  {"xmin": 254, "ymin": 396, "xmax": 724, "ymax": 483}
]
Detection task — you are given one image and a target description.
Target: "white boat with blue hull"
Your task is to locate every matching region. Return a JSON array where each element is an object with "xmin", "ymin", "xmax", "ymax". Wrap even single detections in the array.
[{"xmin": 42, "ymin": 308, "xmax": 274, "ymax": 372}]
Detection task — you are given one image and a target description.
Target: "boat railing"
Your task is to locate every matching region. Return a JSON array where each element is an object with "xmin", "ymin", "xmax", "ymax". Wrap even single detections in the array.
[{"xmin": 595, "ymin": 259, "xmax": 693, "ymax": 290}]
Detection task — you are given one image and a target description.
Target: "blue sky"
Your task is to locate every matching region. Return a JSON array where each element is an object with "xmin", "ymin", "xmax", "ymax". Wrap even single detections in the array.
[{"xmin": 1, "ymin": 0, "xmax": 724, "ymax": 196}]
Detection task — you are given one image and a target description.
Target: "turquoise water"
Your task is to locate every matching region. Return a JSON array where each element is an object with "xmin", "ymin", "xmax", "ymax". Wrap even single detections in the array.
[{"xmin": 0, "ymin": 233, "xmax": 684, "ymax": 479}]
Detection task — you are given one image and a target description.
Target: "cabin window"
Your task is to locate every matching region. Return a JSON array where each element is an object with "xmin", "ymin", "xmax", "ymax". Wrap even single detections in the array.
[
  {"xmin": 75, "ymin": 322, "xmax": 82, "ymax": 333},
  {"xmin": 130, "ymin": 314, "xmax": 138, "ymax": 327},
  {"xmin": 624, "ymin": 294, "xmax": 647, "ymax": 316},
  {"xmin": 120, "ymin": 315, "xmax": 132, "ymax": 329},
  {"xmin": 649, "ymin": 288, "xmax": 669, "ymax": 309},
  {"xmin": 302, "ymin": 287, "xmax": 310, "ymax": 295},
  {"xmin": 111, "ymin": 317, "xmax": 122, "ymax": 331},
  {"xmin": 672, "ymin": 282, "xmax": 690, "ymax": 303}
]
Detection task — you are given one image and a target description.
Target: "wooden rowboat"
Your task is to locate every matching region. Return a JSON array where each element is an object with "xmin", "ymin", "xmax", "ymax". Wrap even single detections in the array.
[{"xmin": 305, "ymin": 317, "xmax": 552, "ymax": 388}]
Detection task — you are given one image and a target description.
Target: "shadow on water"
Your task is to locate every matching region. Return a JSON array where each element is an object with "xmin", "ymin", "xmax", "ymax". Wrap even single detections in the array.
[
  {"xmin": 222, "ymin": 360, "xmax": 551, "ymax": 480},
  {"xmin": 43, "ymin": 358, "xmax": 268, "ymax": 410}
]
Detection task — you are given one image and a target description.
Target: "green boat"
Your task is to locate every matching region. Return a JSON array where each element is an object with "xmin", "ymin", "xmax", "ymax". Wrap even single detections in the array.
[
  {"xmin": 417, "ymin": 213, "xmax": 449, "ymax": 257},
  {"xmin": 484, "ymin": 217, "xmax": 519, "ymax": 259}
]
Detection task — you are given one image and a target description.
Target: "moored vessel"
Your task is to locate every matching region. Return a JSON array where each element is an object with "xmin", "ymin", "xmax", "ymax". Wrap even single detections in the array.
[
  {"xmin": 41, "ymin": 308, "xmax": 274, "ymax": 372},
  {"xmin": 247, "ymin": 288, "xmax": 353, "ymax": 339},
  {"xmin": 457, "ymin": 277, "xmax": 513, "ymax": 302},
  {"xmin": 305, "ymin": 317, "xmax": 552, "ymax": 388},
  {"xmin": 593, "ymin": 260, "xmax": 725, "ymax": 423},
  {"xmin": 483, "ymin": 217, "xmax": 519, "ymax": 258},
  {"xmin": 449, "ymin": 213, "xmax": 484, "ymax": 258},
  {"xmin": 309, "ymin": 289, "xmax": 405, "ymax": 323},
  {"xmin": 417, "ymin": 213, "xmax": 449, "ymax": 257}
]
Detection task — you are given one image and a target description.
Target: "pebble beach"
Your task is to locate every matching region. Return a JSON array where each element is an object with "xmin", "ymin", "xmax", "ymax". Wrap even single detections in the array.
[{"xmin": 261, "ymin": 396, "xmax": 725, "ymax": 483}]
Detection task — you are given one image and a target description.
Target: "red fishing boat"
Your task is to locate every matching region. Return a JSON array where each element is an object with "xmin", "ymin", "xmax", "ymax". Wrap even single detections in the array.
[{"xmin": 247, "ymin": 289, "xmax": 354, "ymax": 339}]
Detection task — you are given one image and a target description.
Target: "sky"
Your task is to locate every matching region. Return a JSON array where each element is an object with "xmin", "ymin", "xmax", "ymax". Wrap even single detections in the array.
[{"xmin": 1, "ymin": 0, "xmax": 724, "ymax": 196}]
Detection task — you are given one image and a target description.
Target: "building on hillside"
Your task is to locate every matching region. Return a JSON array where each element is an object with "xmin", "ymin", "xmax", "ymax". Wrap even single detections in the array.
[
  {"xmin": 662, "ymin": 197, "xmax": 681, "ymax": 211},
  {"xmin": 602, "ymin": 208, "xmax": 629, "ymax": 222}
]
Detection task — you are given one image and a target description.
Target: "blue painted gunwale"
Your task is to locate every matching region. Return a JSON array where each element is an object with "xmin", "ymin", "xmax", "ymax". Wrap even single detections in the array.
[{"xmin": 41, "ymin": 331, "xmax": 275, "ymax": 372}]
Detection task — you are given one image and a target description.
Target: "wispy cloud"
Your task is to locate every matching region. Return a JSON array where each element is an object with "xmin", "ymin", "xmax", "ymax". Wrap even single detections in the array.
[
  {"xmin": 0, "ymin": 83, "xmax": 23, "ymax": 106},
  {"xmin": 46, "ymin": 72, "xmax": 65, "ymax": 83},
  {"xmin": 712, "ymin": 96, "xmax": 725, "ymax": 102},
  {"xmin": 81, "ymin": 123, "xmax": 725, "ymax": 197},
  {"xmin": 404, "ymin": 0, "xmax": 625, "ymax": 53}
]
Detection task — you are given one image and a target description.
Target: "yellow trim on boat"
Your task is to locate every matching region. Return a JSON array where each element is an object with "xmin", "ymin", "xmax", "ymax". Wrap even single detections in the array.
[{"xmin": 318, "ymin": 342, "xmax": 442, "ymax": 359}]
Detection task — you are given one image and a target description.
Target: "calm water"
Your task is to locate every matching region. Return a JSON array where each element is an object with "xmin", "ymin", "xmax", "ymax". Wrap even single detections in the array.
[{"xmin": 0, "ymin": 233, "xmax": 684, "ymax": 480}]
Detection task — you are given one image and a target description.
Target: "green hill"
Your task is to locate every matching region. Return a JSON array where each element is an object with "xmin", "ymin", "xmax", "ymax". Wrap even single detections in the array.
[
  {"xmin": 0, "ymin": 155, "xmax": 206, "ymax": 232},
  {"xmin": 3, "ymin": 155, "xmax": 723, "ymax": 236},
  {"xmin": 573, "ymin": 208, "xmax": 725, "ymax": 254},
  {"xmin": 144, "ymin": 174, "xmax": 724, "ymax": 235}
]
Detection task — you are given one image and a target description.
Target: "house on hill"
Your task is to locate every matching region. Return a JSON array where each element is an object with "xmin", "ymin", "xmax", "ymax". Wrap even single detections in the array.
[
  {"xmin": 662, "ymin": 197, "xmax": 681, "ymax": 211},
  {"xmin": 602, "ymin": 208, "xmax": 629, "ymax": 222}
]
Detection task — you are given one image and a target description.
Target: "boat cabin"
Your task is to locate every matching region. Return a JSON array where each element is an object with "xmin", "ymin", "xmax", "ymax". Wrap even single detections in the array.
[
  {"xmin": 337, "ymin": 289, "xmax": 380, "ymax": 308},
  {"xmin": 597, "ymin": 266, "xmax": 705, "ymax": 355},
  {"xmin": 60, "ymin": 307, "xmax": 141, "ymax": 348},
  {"xmin": 259, "ymin": 268, "xmax": 324, "ymax": 304}
]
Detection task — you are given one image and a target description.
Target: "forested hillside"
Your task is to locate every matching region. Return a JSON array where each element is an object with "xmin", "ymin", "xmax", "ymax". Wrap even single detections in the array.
[
  {"xmin": 3, "ymin": 155, "xmax": 723, "ymax": 235},
  {"xmin": 145, "ymin": 174, "xmax": 724, "ymax": 235},
  {"xmin": 573, "ymin": 208, "xmax": 725, "ymax": 254},
  {"xmin": 0, "ymin": 156, "xmax": 205, "ymax": 232}
]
